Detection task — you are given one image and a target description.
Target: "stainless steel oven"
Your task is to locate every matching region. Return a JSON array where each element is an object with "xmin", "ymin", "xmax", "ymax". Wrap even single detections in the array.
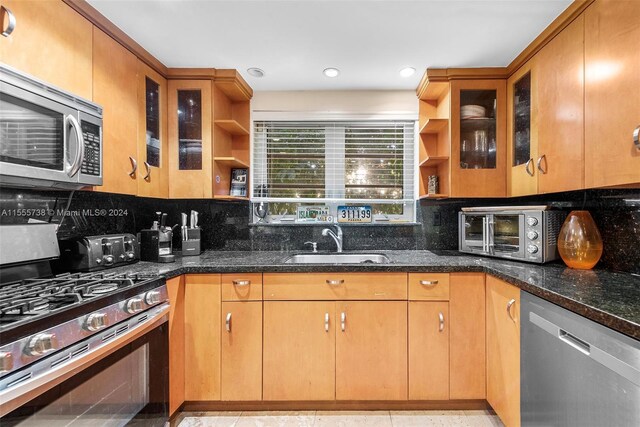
[
  {"xmin": 459, "ymin": 206, "xmax": 567, "ymax": 263},
  {"xmin": 0, "ymin": 63, "xmax": 102, "ymax": 189},
  {"xmin": 0, "ymin": 304, "xmax": 169, "ymax": 426}
]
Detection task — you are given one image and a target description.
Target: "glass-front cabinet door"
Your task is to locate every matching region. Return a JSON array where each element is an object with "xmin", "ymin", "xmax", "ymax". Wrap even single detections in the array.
[
  {"xmin": 451, "ymin": 80, "xmax": 506, "ymax": 197},
  {"xmin": 167, "ymin": 80, "xmax": 212, "ymax": 199},
  {"xmin": 137, "ymin": 63, "xmax": 168, "ymax": 198},
  {"xmin": 507, "ymin": 62, "xmax": 538, "ymax": 197}
]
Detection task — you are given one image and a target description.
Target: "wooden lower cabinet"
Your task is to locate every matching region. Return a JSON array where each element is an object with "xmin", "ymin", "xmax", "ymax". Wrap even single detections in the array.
[
  {"xmin": 263, "ymin": 301, "xmax": 336, "ymax": 401},
  {"xmin": 166, "ymin": 276, "xmax": 185, "ymax": 415},
  {"xmin": 409, "ymin": 301, "xmax": 449, "ymax": 400},
  {"xmin": 335, "ymin": 301, "xmax": 408, "ymax": 400},
  {"xmin": 449, "ymin": 273, "xmax": 486, "ymax": 399},
  {"xmin": 184, "ymin": 274, "xmax": 221, "ymax": 401},
  {"xmin": 221, "ymin": 301, "xmax": 262, "ymax": 401},
  {"xmin": 486, "ymin": 276, "xmax": 520, "ymax": 427}
]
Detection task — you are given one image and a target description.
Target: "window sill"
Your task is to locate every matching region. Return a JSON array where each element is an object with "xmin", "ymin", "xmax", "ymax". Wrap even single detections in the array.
[{"xmin": 249, "ymin": 222, "xmax": 422, "ymax": 227}]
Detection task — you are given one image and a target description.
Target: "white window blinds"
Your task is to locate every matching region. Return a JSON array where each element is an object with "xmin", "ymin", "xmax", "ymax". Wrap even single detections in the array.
[{"xmin": 252, "ymin": 120, "xmax": 416, "ymax": 221}]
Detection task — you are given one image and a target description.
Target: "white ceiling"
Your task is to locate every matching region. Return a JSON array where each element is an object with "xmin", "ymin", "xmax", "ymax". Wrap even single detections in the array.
[{"xmin": 87, "ymin": 0, "xmax": 572, "ymax": 91}]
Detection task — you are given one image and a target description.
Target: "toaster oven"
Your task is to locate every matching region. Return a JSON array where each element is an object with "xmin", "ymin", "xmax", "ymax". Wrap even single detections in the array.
[{"xmin": 458, "ymin": 206, "xmax": 567, "ymax": 263}]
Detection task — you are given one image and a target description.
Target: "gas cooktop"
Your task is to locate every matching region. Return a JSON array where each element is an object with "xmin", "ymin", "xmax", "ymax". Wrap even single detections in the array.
[{"xmin": 0, "ymin": 272, "xmax": 162, "ymax": 341}]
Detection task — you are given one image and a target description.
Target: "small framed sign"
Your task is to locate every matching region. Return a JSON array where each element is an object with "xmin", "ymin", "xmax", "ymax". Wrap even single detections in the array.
[
  {"xmin": 337, "ymin": 205, "xmax": 372, "ymax": 223},
  {"xmin": 296, "ymin": 206, "xmax": 332, "ymax": 223},
  {"xmin": 230, "ymin": 168, "xmax": 248, "ymax": 197}
]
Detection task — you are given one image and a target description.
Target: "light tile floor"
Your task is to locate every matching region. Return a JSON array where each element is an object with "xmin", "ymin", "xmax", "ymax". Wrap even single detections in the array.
[{"xmin": 178, "ymin": 410, "xmax": 504, "ymax": 427}]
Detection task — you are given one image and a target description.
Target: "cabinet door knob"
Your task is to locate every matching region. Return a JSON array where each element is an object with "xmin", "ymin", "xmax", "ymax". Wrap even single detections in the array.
[
  {"xmin": 438, "ymin": 312, "xmax": 445, "ymax": 332},
  {"xmin": 633, "ymin": 125, "xmax": 640, "ymax": 150},
  {"xmin": 324, "ymin": 312, "xmax": 330, "ymax": 332},
  {"xmin": 128, "ymin": 157, "xmax": 137, "ymax": 177},
  {"xmin": 1, "ymin": 6, "xmax": 16, "ymax": 37},
  {"xmin": 507, "ymin": 299, "xmax": 517, "ymax": 323},
  {"xmin": 525, "ymin": 158, "xmax": 535, "ymax": 177},
  {"xmin": 536, "ymin": 155, "xmax": 547, "ymax": 174},
  {"xmin": 340, "ymin": 312, "xmax": 346, "ymax": 332},
  {"xmin": 143, "ymin": 161, "xmax": 151, "ymax": 180},
  {"xmin": 225, "ymin": 312, "xmax": 232, "ymax": 332}
]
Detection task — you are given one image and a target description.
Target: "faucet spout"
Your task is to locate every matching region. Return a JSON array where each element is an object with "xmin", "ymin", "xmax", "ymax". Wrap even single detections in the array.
[{"xmin": 322, "ymin": 224, "xmax": 343, "ymax": 253}]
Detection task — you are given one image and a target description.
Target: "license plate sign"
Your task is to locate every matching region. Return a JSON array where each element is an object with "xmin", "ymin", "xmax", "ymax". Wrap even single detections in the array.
[{"xmin": 337, "ymin": 205, "xmax": 372, "ymax": 223}]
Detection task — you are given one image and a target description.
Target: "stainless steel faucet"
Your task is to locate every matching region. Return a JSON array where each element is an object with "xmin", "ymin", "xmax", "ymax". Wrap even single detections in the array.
[{"xmin": 321, "ymin": 224, "xmax": 343, "ymax": 253}]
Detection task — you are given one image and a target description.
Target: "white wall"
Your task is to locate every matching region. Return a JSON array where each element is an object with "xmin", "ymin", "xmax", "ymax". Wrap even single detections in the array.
[{"xmin": 251, "ymin": 90, "xmax": 418, "ymax": 121}]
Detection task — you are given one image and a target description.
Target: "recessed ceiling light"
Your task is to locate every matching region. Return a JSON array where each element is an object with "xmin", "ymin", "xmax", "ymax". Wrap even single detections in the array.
[
  {"xmin": 247, "ymin": 67, "xmax": 265, "ymax": 78},
  {"xmin": 400, "ymin": 67, "xmax": 416, "ymax": 78},
  {"xmin": 323, "ymin": 68, "xmax": 340, "ymax": 78}
]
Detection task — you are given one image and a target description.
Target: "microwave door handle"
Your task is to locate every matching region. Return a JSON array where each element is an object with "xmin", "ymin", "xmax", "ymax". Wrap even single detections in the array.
[{"xmin": 64, "ymin": 114, "xmax": 84, "ymax": 177}]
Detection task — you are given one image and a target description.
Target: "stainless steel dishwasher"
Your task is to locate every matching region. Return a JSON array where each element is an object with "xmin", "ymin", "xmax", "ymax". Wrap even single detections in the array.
[{"xmin": 521, "ymin": 292, "xmax": 640, "ymax": 426}]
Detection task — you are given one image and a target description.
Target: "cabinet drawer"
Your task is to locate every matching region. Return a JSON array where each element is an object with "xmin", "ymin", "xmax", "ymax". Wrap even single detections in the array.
[
  {"xmin": 222, "ymin": 273, "xmax": 263, "ymax": 301},
  {"xmin": 263, "ymin": 273, "xmax": 407, "ymax": 301},
  {"xmin": 408, "ymin": 273, "xmax": 450, "ymax": 301}
]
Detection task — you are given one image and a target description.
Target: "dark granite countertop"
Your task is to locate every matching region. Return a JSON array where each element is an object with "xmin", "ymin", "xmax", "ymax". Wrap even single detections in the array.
[{"xmin": 107, "ymin": 250, "xmax": 640, "ymax": 340}]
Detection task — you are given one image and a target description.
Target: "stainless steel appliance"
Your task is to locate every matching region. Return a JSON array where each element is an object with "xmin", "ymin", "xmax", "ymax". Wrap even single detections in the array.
[
  {"xmin": 458, "ymin": 206, "xmax": 567, "ymax": 263},
  {"xmin": 57, "ymin": 233, "xmax": 140, "ymax": 272},
  {"xmin": 0, "ymin": 226, "xmax": 168, "ymax": 425},
  {"xmin": 521, "ymin": 292, "xmax": 640, "ymax": 426},
  {"xmin": 0, "ymin": 63, "xmax": 102, "ymax": 189}
]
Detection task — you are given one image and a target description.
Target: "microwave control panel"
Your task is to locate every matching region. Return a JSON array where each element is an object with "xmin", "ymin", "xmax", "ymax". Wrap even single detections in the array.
[{"xmin": 81, "ymin": 121, "xmax": 101, "ymax": 177}]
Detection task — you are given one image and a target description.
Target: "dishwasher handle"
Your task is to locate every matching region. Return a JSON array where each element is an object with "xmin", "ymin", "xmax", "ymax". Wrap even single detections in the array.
[{"xmin": 529, "ymin": 311, "xmax": 640, "ymax": 387}]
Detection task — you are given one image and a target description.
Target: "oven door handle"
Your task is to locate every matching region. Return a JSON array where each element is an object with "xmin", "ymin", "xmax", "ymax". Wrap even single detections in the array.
[
  {"xmin": 487, "ymin": 215, "xmax": 495, "ymax": 254},
  {"xmin": 64, "ymin": 114, "xmax": 85, "ymax": 178},
  {"xmin": 0, "ymin": 304, "xmax": 169, "ymax": 417}
]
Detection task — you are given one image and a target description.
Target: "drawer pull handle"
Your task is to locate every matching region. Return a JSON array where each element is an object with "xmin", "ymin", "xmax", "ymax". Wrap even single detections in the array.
[
  {"xmin": 225, "ymin": 312, "xmax": 232, "ymax": 332},
  {"xmin": 340, "ymin": 312, "xmax": 346, "ymax": 332},
  {"xmin": 326, "ymin": 279, "xmax": 344, "ymax": 285},
  {"xmin": 438, "ymin": 312, "xmax": 445, "ymax": 332},
  {"xmin": 232, "ymin": 280, "xmax": 251, "ymax": 286},
  {"xmin": 506, "ymin": 299, "xmax": 517, "ymax": 323},
  {"xmin": 420, "ymin": 280, "xmax": 438, "ymax": 286},
  {"xmin": 324, "ymin": 312, "xmax": 330, "ymax": 332}
]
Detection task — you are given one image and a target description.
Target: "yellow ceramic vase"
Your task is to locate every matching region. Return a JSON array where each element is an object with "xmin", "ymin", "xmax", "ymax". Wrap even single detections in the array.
[{"xmin": 557, "ymin": 210, "xmax": 603, "ymax": 270}]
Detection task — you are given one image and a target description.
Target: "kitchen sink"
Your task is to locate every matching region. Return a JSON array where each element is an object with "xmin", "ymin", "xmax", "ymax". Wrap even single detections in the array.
[{"xmin": 284, "ymin": 253, "xmax": 391, "ymax": 264}]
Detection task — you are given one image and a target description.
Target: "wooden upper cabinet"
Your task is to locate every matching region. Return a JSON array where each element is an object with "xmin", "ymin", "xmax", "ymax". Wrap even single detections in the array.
[
  {"xmin": 184, "ymin": 274, "xmax": 221, "ymax": 401},
  {"xmin": 221, "ymin": 301, "xmax": 262, "ymax": 401},
  {"xmin": 263, "ymin": 301, "xmax": 336, "ymax": 401},
  {"xmin": 507, "ymin": 60, "xmax": 539, "ymax": 197},
  {"xmin": 536, "ymin": 15, "xmax": 585, "ymax": 194},
  {"xmin": 335, "ymin": 301, "xmax": 408, "ymax": 400},
  {"xmin": 450, "ymin": 79, "xmax": 507, "ymax": 197},
  {"xmin": 409, "ymin": 301, "xmax": 449, "ymax": 400},
  {"xmin": 137, "ymin": 61, "xmax": 169, "ymax": 198},
  {"xmin": 168, "ymin": 80, "xmax": 213, "ymax": 198},
  {"xmin": 486, "ymin": 276, "xmax": 520, "ymax": 427},
  {"xmin": 0, "ymin": 0, "xmax": 92, "ymax": 99},
  {"xmin": 449, "ymin": 273, "xmax": 486, "ymax": 399},
  {"xmin": 92, "ymin": 28, "xmax": 139, "ymax": 195},
  {"xmin": 584, "ymin": 0, "xmax": 640, "ymax": 188}
]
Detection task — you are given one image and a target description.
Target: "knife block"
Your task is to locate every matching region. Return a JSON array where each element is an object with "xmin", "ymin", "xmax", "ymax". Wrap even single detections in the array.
[{"xmin": 181, "ymin": 227, "xmax": 201, "ymax": 256}]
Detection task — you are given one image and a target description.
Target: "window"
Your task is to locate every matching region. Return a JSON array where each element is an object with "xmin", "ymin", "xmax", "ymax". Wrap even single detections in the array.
[{"xmin": 252, "ymin": 120, "xmax": 416, "ymax": 223}]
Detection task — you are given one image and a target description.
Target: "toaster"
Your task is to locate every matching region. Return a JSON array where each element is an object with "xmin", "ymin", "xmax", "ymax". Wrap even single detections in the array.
[{"xmin": 57, "ymin": 233, "xmax": 140, "ymax": 271}]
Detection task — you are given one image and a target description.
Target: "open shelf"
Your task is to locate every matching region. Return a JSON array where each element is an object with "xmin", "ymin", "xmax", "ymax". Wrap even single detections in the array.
[
  {"xmin": 419, "ymin": 118, "xmax": 448, "ymax": 134},
  {"xmin": 215, "ymin": 119, "xmax": 250, "ymax": 136},
  {"xmin": 419, "ymin": 156, "xmax": 449, "ymax": 168},
  {"xmin": 214, "ymin": 195, "xmax": 249, "ymax": 201},
  {"xmin": 419, "ymin": 193, "xmax": 449, "ymax": 200},
  {"xmin": 214, "ymin": 156, "xmax": 250, "ymax": 168}
]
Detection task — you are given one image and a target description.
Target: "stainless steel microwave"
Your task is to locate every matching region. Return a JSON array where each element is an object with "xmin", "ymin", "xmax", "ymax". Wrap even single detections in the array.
[
  {"xmin": 458, "ymin": 206, "xmax": 567, "ymax": 263},
  {"xmin": 0, "ymin": 64, "xmax": 102, "ymax": 189}
]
